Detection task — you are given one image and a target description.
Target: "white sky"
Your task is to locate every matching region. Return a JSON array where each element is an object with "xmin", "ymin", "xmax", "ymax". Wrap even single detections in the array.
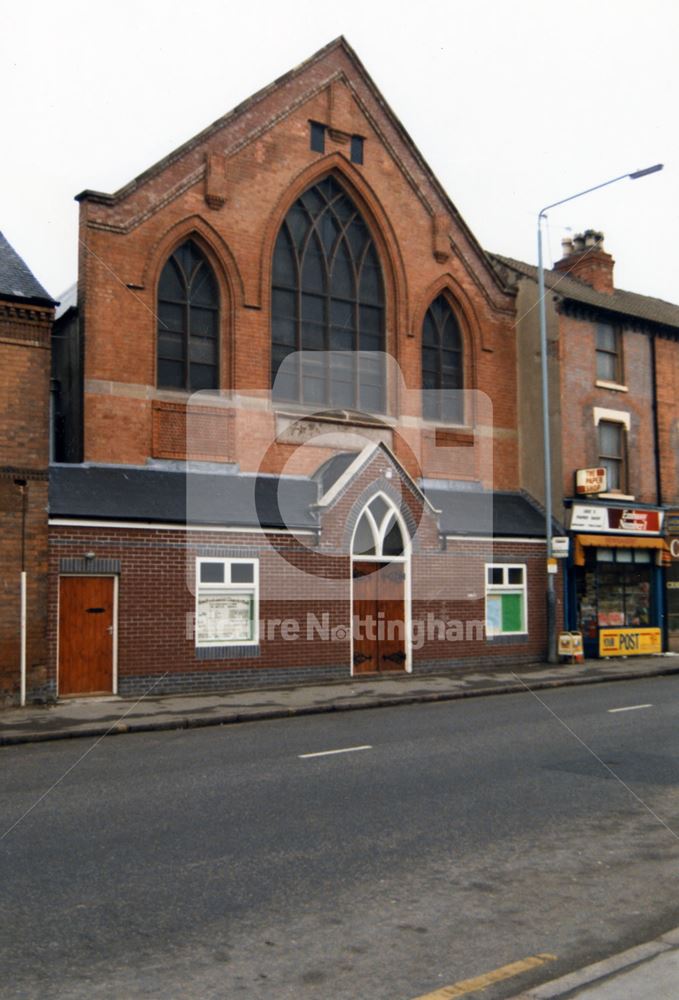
[{"xmin": 2, "ymin": 0, "xmax": 677, "ymax": 304}]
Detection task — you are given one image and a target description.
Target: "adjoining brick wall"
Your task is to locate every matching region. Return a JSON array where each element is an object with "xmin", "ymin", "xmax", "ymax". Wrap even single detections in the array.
[
  {"xmin": 655, "ymin": 335, "xmax": 679, "ymax": 505},
  {"xmin": 559, "ymin": 314, "xmax": 657, "ymax": 503},
  {"xmin": 0, "ymin": 300, "xmax": 53, "ymax": 704},
  {"xmin": 0, "ymin": 479, "xmax": 50, "ymax": 703}
]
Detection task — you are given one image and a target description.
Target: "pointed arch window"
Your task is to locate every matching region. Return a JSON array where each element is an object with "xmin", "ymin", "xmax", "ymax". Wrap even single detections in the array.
[
  {"xmin": 272, "ymin": 176, "xmax": 385, "ymax": 412},
  {"xmin": 352, "ymin": 495, "xmax": 405, "ymax": 557},
  {"xmin": 422, "ymin": 294, "xmax": 464, "ymax": 423},
  {"xmin": 157, "ymin": 240, "xmax": 219, "ymax": 390}
]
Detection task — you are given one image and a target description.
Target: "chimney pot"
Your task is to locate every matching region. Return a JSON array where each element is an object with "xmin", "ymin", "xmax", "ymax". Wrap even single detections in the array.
[{"xmin": 553, "ymin": 228, "xmax": 614, "ymax": 293}]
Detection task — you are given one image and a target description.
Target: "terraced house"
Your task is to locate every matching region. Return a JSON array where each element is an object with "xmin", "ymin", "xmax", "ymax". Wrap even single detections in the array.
[{"xmin": 495, "ymin": 234, "xmax": 679, "ymax": 658}]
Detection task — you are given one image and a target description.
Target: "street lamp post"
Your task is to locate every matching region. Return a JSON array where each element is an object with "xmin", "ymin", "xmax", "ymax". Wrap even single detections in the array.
[{"xmin": 537, "ymin": 163, "xmax": 663, "ymax": 664}]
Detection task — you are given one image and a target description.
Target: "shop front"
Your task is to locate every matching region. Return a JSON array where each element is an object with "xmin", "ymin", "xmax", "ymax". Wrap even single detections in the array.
[{"xmin": 567, "ymin": 502, "xmax": 667, "ymax": 658}]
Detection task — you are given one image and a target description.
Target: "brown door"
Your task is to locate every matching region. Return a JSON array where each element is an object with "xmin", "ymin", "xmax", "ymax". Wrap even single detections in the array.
[
  {"xmin": 352, "ymin": 561, "xmax": 406, "ymax": 673},
  {"xmin": 59, "ymin": 577, "xmax": 115, "ymax": 695}
]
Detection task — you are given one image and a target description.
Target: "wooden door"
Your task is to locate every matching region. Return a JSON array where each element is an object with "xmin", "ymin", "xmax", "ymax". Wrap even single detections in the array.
[
  {"xmin": 59, "ymin": 577, "xmax": 115, "ymax": 695},
  {"xmin": 378, "ymin": 563, "xmax": 407, "ymax": 669},
  {"xmin": 352, "ymin": 561, "xmax": 406, "ymax": 673}
]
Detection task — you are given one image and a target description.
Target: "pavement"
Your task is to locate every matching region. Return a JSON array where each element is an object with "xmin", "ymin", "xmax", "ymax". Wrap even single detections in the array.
[
  {"xmin": 2, "ymin": 652, "xmax": 679, "ymax": 747},
  {"xmin": 509, "ymin": 926, "xmax": 679, "ymax": 999}
]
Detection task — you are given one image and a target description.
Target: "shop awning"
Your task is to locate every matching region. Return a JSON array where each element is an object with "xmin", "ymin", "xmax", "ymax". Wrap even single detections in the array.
[{"xmin": 574, "ymin": 534, "xmax": 669, "ymax": 566}]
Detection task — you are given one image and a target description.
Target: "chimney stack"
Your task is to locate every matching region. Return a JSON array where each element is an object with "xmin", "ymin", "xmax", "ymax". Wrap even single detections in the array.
[{"xmin": 553, "ymin": 229, "xmax": 615, "ymax": 294}]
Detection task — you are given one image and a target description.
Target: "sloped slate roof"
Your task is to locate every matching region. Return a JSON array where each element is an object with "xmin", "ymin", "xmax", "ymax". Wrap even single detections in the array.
[
  {"xmin": 424, "ymin": 486, "xmax": 549, "ymax": 537},
  {"xmin": 50, "ymin": 465, "xmax": 549, "ymax": 537},
  {"xmin": 0, "ymin": 232, "xmax": 55, "ymax": 305},
  {"xmin": 49, "ymin": 465, "xmax": 319, "ymax": 530},
  {"xmin": 491, "ymin": 253, "xmax": 679, "ymax": 331}
]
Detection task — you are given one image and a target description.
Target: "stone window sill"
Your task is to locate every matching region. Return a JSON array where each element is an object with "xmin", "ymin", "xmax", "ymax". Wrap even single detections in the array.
[{"xmin": 595, "ymin": 380, "xmax": 628, "ymax": 393}]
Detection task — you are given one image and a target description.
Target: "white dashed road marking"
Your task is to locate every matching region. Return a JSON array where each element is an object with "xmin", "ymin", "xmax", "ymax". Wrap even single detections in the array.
[
  {"xmin": 608, "ymin": 704, "xmax": 653, "ymax": 713},
  {"xmin": 298, "ymin": 745, "xmax": 372, "ymax": 759}
]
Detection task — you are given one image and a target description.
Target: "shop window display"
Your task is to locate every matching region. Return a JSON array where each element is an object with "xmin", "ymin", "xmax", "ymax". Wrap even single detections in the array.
[{"xmin": 576, "ymin": 548, "xmax": 652, "ymax": 641}]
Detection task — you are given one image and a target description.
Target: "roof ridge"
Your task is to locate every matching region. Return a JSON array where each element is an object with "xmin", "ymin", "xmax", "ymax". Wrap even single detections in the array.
[{"xmin": 490, "ymin": 251, "xmax": 679, "ymax": 330}]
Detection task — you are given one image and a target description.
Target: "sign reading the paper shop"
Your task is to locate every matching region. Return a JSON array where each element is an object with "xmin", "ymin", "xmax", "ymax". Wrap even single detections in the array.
[
  {"xmin": 570, "ymin": 505, "xmax": 663, "ymax": 534},
  {"xmin": 575, "ymin": 467, "xmax": 607, "ymax": 495}
]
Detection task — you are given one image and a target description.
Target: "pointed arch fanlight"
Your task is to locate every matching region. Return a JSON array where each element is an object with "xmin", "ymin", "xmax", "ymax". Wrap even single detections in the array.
[
  {"xmin": 352, "ymin": 494, "xmax": 406, "ymax": 558},
  {"xmin": 271, "ymin": 175, "xmax": 385, "ymax": 412},
  {"xmin": 157, "ymin": 239, "xmax": 219, "ymax": 391}
]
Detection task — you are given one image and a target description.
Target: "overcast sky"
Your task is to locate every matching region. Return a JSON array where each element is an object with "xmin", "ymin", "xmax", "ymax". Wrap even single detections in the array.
[{"xmin": 2, "ymin": 0, "xmax": 677, "ymax": 304}]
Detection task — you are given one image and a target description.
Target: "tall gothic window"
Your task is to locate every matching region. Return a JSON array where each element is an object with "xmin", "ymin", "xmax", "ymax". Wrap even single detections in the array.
[
  {"xmin": 157, "ymin": 240, "xmax": 219, "ymax": 390},
  {"xmin": 271, "ymin": 176, "xmax": 385, "ymax": 412},
  {"xmin": 422, "ymin": 294, "xmax": 464, "ymax": 423}
]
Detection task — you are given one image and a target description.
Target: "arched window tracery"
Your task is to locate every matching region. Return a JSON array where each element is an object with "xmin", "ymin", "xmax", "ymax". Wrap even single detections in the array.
[
  {"xmin": 157, "ymin": 240, "xmax": 219, "ymax": 390},
  {"xmin": 272, "ymin": 176, "xmax": 385, "ymax": 412}
]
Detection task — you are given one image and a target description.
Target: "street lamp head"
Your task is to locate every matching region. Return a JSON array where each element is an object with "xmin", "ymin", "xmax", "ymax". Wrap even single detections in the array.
[{"xmin": 629, "ymin": 163, "xmax": 663, "ymax": 179}]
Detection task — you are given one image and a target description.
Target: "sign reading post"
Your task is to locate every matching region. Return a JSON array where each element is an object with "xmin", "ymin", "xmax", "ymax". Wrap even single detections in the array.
[{"xmin": 599, "ymin": 627, "xmax": 662, "ymax": 657}]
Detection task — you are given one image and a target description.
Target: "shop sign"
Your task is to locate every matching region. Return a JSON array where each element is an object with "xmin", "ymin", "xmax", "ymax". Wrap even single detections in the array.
[
  {"xmin": 570, "ymin": 505, "xmax": 663, "ymax": 534},
  {"xmin": 552, "ymin": 536, "xmax": 569, "ymax": 557},
  {"xmin": 599, "ymin": 627, "xmax": 662, "ymax": 657},
  {"xmin": 576, "ymin": 467, "xmax": 607, "ymax": 494},
  {"xmin": 667, "ymin": 511, "xmax": 679, "ymax": 561}
]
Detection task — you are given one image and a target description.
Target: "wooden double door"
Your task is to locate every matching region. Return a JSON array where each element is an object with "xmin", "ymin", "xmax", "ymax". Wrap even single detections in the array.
[
  {"xmin": 352, "ymin": 561, "xmax": 407, "ymax": 673},
  {"xmin": 58, "ymin": 576, "xmax": 115, "ymax": 696}
]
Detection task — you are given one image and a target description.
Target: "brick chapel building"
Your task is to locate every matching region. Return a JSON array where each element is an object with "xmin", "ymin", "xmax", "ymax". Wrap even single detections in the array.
[{"xmin": 44, "ymin": 37, "xmax": 555, "ymax": 700}]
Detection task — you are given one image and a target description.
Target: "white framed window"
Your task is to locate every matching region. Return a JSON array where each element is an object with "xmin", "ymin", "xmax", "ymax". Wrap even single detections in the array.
[
  {"xmin": 195, "ymin": 558, "xmax": 259, "ymax": 647},
  {"xmin": 485, "ymin": 564, "xmax": 527, "ymax": 636}
]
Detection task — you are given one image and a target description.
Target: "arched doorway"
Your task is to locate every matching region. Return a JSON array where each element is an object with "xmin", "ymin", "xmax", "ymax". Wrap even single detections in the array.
[{"xmin": 351, "ymin": 494, "xmax": 410, "ymax": 674}]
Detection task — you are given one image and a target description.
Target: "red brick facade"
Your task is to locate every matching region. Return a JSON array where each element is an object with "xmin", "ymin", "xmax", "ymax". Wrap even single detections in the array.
[
  {"xmin": 75, "ymin": 39, "xmax": 518, "ymax": 490},
  {"xmin": 44, "ymin": 39, "xmax": 559, "ymax": 699},
  {"xmin": 0, "ymin": 298, "xmax": 53, "ymax": 703},
  {"xmin": 49, "ymin": 446, "xmax": 552, "ymax": 697}
]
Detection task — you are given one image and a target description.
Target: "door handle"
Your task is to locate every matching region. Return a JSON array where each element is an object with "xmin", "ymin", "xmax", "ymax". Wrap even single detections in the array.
[{"xmin": 106, "ymin": 625, "xmax": 114, "ymax": 635}]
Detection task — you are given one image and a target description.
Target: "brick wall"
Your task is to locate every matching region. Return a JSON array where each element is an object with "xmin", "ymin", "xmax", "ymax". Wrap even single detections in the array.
[
  {"xmin": 655, "ymin": 335, "xmax": 679, "ymax": 504},
  {"xmin": 0, "ymin": 300, "xmax": 53, "ymax": 704},
  {"xmin": 48, "ymin": 524, "xmax": 553, "ymax": 697},
  {"xmin": 559, "ymin": 313, "xmax": 658, "ymax": 503},
  {"xmin": 75, "ymin": 40, "xmax": 518, "ymax": 489},
  {"xmin": 47, "ymin": 444, "xmax": 556, "ymax": 697}
]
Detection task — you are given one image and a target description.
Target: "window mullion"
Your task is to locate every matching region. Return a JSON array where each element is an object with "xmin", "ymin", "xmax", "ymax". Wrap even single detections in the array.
[{"xmin": 184, "ymin": 297, "xmax": 191, "ymax": 390}]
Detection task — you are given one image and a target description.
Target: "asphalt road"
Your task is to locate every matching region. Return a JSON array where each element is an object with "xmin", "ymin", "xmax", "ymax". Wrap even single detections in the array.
[{"xmin": 1, "ymin": 676, "xmax": 679, "ymax": 1000}]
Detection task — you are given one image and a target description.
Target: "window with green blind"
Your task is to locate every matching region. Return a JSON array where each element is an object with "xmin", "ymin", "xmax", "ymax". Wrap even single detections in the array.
[{"xmin": 486, "ymin": 564, "xmax": 527, "ymax": 636}]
